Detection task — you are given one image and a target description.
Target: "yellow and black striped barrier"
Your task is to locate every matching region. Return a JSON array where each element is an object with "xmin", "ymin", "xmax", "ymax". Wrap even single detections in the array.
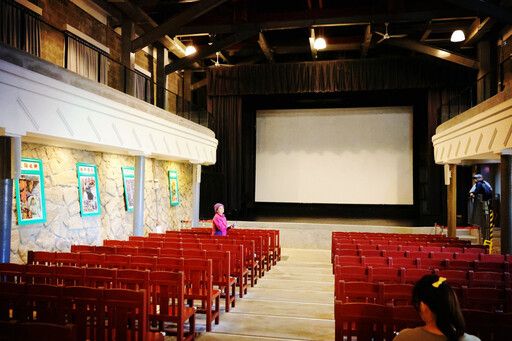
[{"xmin": 483, "ymin": 209, "xmax": 494, "ymax": 253}]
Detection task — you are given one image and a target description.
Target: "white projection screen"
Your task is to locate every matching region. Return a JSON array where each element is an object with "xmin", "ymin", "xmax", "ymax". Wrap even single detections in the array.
[{"xmin": 255, "ymin": 107, "xmax": 413, "ymax": 205}]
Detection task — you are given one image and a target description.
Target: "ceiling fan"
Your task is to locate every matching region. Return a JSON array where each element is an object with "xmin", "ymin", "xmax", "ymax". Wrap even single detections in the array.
[
  {"xmin": 375, "ymin": 22, "xmax": 407, "ymax": 44},
  {"xmin": 209, "ymin": 51, "xmax": 235, "ymax": 67}
]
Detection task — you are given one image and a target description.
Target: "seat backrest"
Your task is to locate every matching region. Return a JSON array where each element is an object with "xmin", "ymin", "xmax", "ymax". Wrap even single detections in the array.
[
  {"xmin": 0, "ymin": 263, "xmax": 24, "ymax": 283},
  {"xmin": 79, "ymin": 253, "xmax": 105, "ymax": 268},
  {"xmin": 148, "ymin": 272, "xmax": 184, "ymax": 325},
  {"xmin": 84, "ymin": 267, "xmax": 117, "ymax": 289},
  {"xmin": 24, "ymin": 264, "xmax": 55, "ymax": 285},
  {"xmin": 116, "ymin": 269, "xmax": 150, "ymax": 291},
  {"xmin": 61, "ymin": 286, "xmax": 102, "ymax": 341},
  {"xmin": 335, "ymin": 302, "xmax": 392, "ymax": 341},
  {"xmin": 381, "ymin": 283, "xmax": 414, "ymax": 306},
  {"xmin": 25, "ymin": 283, "xmax": 62, "ymax": 323},
  {"xmin": 336, "ymin": 280, "xmax": 379, "ymax": 303},
  {"xmin": 103, "ymin": 288, "xmax": 147, "ymax": 341},
  {"xmin": 104, "ymin": 254, "xmax": 131, "ymax": 269},
  {"xmin": 53, "ymin": 266, "xmax": 85, "ymax": 287}
]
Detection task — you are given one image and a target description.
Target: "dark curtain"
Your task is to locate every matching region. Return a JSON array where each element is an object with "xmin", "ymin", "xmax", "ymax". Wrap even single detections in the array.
[
  {"xmin": 206, "ymin": 57, "xmax": 476, "ymax": 219},
  {"xmin": 206, "ymin": 95, "xmax": 244, "ymax": 216},
  {"xmin": 208, "ymin": 57, "xmax": 474, "ymax": 96}
]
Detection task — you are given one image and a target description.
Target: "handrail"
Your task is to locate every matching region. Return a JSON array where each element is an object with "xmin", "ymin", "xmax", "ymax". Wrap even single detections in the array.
[
  {"xmin": 1, "ymin": 0, "xmax": 213, "ymax": 129},
  {"xmin": 438, "ymin": 54, "xmax": 512, "ymax": 124}
]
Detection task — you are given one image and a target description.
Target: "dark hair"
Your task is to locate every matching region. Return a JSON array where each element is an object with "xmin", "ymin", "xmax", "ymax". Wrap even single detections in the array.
[{"xmin": 412, "ymin": 274, "xmax": 465, "ymax": 341}]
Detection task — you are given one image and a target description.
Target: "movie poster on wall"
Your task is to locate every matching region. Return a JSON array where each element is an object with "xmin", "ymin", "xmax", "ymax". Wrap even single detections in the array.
[
  {"xmin": 77, "ymin": 163, "xmax": 101, "ymax": 216},
  {"xmin": 15, "ymin": 158, "xmax": 46, "ymax": 225},
  {"xmin": 168, "ymin": 170, "xmax": 179, "ymax": 206},
  {"xmin": 122, "ymin": 166, "xmax": 135, "ymax": 211}
]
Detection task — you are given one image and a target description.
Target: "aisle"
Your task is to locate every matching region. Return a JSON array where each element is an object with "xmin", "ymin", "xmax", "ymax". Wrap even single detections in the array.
[{"xmin": 196, "ymin": 248, "xmax": 335, "ymax": 341}]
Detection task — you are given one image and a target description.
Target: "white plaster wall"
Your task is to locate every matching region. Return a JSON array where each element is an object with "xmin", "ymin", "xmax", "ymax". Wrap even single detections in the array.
[{"xmin": 10, "ymin": 142, "xmax": 193, "ymax": 263}]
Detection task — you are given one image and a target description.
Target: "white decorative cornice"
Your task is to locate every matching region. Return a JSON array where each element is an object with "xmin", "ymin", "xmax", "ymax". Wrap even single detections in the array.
[
  {"xmin": 0, "ymin": 59, "xmax": 217, "ymax": 165},
  {"xmin": 432, "ymin": 92, "xmax": 512, "ymax": 165}
]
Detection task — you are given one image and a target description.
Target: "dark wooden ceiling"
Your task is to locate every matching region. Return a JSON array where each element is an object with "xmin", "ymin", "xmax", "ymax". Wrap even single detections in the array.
[{"xmin": 95, "ymin": 0, "xmax": 512, "ymax": 72}]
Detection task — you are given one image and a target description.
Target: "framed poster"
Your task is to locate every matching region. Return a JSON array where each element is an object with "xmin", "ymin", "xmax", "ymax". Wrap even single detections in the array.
[
  {"xmin": 77, "ymin": 163, "xmax": 101, "ymax": 216},
  {"xmin": 122, "ymin": 166, "xmax": 135, "ymax": 211},
  {"xmin": 15, "ymin": 158, "xmax": 46, "ymax": 225},
  {"xmin": 168, "ymin": 170, "xmax": 179, "ymax": 206}
]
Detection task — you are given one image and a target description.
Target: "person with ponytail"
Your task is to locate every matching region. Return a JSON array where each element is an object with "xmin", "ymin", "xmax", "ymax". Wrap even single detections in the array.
[{"xmin": 394, "ymin": 274, "xmax": 480, "ymax": 341}]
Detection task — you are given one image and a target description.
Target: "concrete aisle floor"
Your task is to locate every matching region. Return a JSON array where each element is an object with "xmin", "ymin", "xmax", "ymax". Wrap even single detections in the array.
[{"xmin": 193, "ymin": 248, "xmax": 334, "ymax": 341}]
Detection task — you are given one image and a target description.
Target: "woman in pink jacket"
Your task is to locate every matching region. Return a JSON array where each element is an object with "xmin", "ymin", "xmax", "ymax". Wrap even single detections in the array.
[{"xmin": 212, "ymin": 203, "xmax": 235, "ymax": 236}]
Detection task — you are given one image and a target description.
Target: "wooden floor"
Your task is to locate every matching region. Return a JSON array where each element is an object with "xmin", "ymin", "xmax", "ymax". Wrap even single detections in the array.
[{"xmin": 178, "ymin": 248, "xmax": 335, "ymax": 341}]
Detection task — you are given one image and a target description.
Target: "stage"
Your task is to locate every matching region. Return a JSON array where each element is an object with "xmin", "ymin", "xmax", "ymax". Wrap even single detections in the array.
[{"xmin": 230, "ymin": 218, "xmax": 442, "ymax": 250}]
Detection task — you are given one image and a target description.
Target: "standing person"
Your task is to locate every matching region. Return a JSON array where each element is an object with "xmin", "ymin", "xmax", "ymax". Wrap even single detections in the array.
[
  {"xmin": 393, "ymin": 274, "xmax": 480, "ymax": 341},
  {"xmin": 212, "ymin": 203, "xmax": 236, "ymax": 236},
  {"xmin": 469, "ymin": 174, "xmax": 492, "ymax": 201}
]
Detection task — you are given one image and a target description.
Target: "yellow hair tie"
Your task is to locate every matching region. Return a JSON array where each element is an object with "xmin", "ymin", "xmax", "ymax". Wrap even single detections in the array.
[{"xmin": 432, "ymin": 277, "xmax": 446, "ymax": 288}]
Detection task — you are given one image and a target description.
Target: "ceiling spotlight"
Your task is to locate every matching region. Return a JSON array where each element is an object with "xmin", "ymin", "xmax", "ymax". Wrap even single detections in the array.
[
  {"xmin": 314, "ymin": 37, "xmax": 326, "ymax": 50},
  {"xmin": 185, "ymin": 45, "xmax": 197, "ymax": 56},
  {"xmin": 450, "ymin": 30, "xmax": 465, "ymax": 43}
]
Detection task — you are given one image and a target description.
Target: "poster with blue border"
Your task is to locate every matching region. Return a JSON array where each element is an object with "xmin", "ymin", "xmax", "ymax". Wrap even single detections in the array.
[
  {"xmin": 169, "ymin": 170, "xmax": 179, "ymax": 206},
  {"xmin": 15, "ymin": 158, "xmax": 46, "ymax": 225},
  {"xmin": 122, "ymin": 166, "xmax": 135, "ymax": 211},
  {"xmin": 77, "ymin": 163, "xmax": 101, "ymax": 216}
]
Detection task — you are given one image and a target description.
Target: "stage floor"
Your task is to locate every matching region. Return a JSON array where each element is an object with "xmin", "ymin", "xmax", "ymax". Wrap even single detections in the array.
[{"xmin": 249, "ymin": 216, "xmax": 423, "ymax": 227}]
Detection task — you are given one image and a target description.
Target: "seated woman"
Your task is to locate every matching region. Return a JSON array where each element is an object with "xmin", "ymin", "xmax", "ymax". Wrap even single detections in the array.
[
  {"xmin": 211, "ymin": 203, "xmax": 236, "ymax": 236},
  {"xmin": 394, "ymin": 274, "xmax": 480, "ymax": 341}
]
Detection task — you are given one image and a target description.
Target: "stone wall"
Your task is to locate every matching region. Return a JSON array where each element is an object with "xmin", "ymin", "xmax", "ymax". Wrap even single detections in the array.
[{"xmin": 11, "ymin": 142, "xmax": 193, "ymax": 263}]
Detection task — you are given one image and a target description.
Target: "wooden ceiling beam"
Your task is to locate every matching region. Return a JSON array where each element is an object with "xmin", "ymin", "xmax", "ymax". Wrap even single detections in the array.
[
  {"xmin": 165, "ymin": 30, "xmax": 256, "ymax": 74},
  {"xmin": 387, "ymin": 38, "xmax": 479, "ymax": 69},
  {"xmin": 107, "ymin": 0, "xmax": 202, "ymax": 68},
  {"xmin": 444, "ymin": 0, "xmax": 512, "ymax": 25},
  {"xmin": 258, "ymin": 32, "xmax": 275, "ymax": 63},
  {"xmin": 361, "ymin": 24, "xmax": 372, "ymax": 57},
  {"xmin": 463, "ymin": 17, "xmax": 495, "ymax": 46},
  {"xmin": 177, "ymin": 9, "xmax": 477, "ymax": 36},
  {"xmin": 131, "ymin": 0, "xmax": 228, "ymax": 52},
  {"xmin": 420, "ymin": 20, "xmax": 432, "ymax": 42},
  {"xmin": 309, "ymin": 29, "xmax": 318, "ymax": 60}
]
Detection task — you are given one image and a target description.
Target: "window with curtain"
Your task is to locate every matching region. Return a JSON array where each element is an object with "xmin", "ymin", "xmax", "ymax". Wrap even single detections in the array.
[
  {"xmin": 0, "ymin": 1, "xmax": 41, "ymax": 57},
  {"xmin": 66, "ymin": 35, "xmax": 108, "ymax": 84},
  {"xmin": 134, "ymin": 71, "xmax": 153, "ymax": 103}
]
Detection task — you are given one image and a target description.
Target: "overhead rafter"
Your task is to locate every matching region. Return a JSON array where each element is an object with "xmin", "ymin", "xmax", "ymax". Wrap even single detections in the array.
[
  {"xmin": 258, "ymin": 32, "xmax": 275, "ymax": 63},
  {"xmin": 361, "ymin": 24, "xmax": 372, "ymax": 57},
  {"xmin": 420, "ymin": 20, "xmax": 432, "ymax": 42},
  {"xmin": 165, "ymin": 30, "xmax": 257, "ymax": 74},
  {"xmin": 463, "ymin": 17, "xmax": 495, "ymax": 46},
  {"xmin": 191, "ymin": 78, "xmax": 207, "ymax": 90},
  {"xmin": 387, "ymin": 38, "xmax": 479, "ymax": 69},
  {"xmin": 309, "ymin": 29, "xmax": 318, "ymax": 60},
  {"xmin": 106, "ymin": 0, "xmax": 202, "ymax": 68},
  {"xmin": 177, "ymin": 10, "xmax": 477, "ymax": 36},
  {"xmin": 444, "ymin": 0, "xmax": 512, "ymax": 25},
  {"xmin": 131, "ymin": 0, "xmax": 228, "ymax": 52}
]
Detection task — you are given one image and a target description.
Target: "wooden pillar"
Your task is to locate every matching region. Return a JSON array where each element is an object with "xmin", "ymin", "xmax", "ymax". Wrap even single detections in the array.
[
  {"xmin": 447, "ymin": 164, "xmax": 457, "ymax": 238},
  {"xmin": 501, "ymin": 153, "xmax": 512, "ymax": 254},
  {"xmin": 156, "ymin": 45, "xmax": 168, "ymax": 110},
  {"xmin": 121, "ymin": 18, "xmax": 135, "ymax": 96}
]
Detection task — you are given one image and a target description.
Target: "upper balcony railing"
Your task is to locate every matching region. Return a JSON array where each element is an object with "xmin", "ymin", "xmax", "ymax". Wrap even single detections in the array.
[
  {"xmin": 0, "ymin": 0, "xmax": 213, "ymax": 129},
  {"xmin": 438, "ymin": 54, "xmax": 512, "ymax": 124}
]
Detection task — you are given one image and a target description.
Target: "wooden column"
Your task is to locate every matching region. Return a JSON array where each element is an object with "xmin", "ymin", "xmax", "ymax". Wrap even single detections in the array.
[
  {"xmin": 447, "ymin": 164, "xmax": 457, "ymax": 237},
  {"xmin": 156, "ymin": 45, "xmax": 168, "ymax": 110},
  {"xmin": 501, "ymin": 154, "xmax": 512, "ymax": 254},
  {"xmin": 121, "ymin": 18, "xmax": 135, "ymax": 96}
]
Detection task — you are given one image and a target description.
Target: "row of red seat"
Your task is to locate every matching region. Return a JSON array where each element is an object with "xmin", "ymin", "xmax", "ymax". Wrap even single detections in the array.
[
  {"xmin": 2, "ymin": 259, "xmax": 221, "ymax": 334},
  {"xmin": 335, "ymin": 264, "xmax": 511, "ymax": 289},
  {"xmin": 332, "ymin": 231, "xmax": 509, "ymax": 340},
  {"xmin": 334, "ymin": 301, "xmax": 511, "ymax": 341},
  {"xmin": 333, "ymin": 254, "xmax": 512, "ymax": 273},
  {"xmin": 334, "ymin": 242, "xmax": 486, "ymax": 253},
  {"xmin": 0, "ymin": 278, "xmax": 192, "ymax": 341},
  {"xmin": 337, "ymin": 280, "xmax": 512, "ymax": 312},
  {"xmin": 27, "ymin": 249, "xmax": 241, "ymax": 314}
]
